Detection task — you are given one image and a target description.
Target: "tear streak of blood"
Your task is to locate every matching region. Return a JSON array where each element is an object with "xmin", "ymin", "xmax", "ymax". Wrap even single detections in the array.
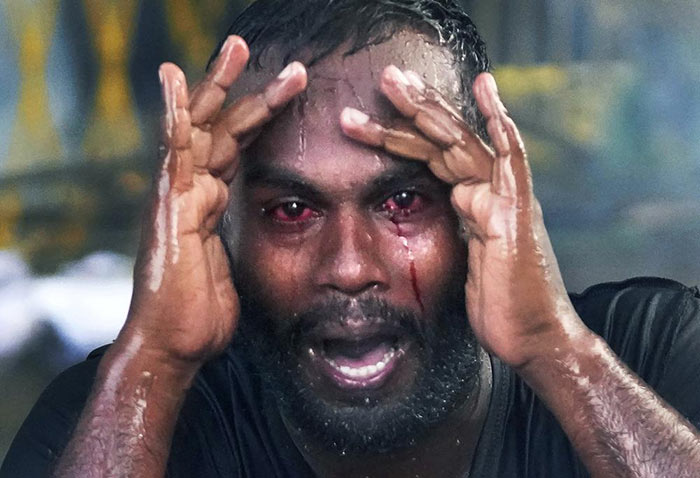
[{"xmin": 390, "ymin": 216, "xmax": 425, "ymax": 312}]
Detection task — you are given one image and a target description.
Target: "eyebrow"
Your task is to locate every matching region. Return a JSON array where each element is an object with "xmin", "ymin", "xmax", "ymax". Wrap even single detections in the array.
[
  {"xmin": 365, "ymin": 160, "xmax": 434, "ymax": 196},
  {"xmin": 243, "ymin": 161, "xmax": 326, "ymax": 203},
  {"xmin": 243, "ymin": 157, "xmax": 437, "ymax": 201}
]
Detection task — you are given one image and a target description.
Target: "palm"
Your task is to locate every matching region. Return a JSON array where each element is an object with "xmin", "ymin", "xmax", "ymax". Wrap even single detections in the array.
[
  {"xmin": 461, "ymin": 191, "xmax": 567, "ymax": 366},
  {"xmin": 126, "ymin": 36, "xmax": 307, "ymax": 365}
]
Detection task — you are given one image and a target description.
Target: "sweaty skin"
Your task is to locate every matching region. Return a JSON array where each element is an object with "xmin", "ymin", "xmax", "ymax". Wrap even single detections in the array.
[
  {"xmin": 51, "ymin": 36, "xmax": 308, "ymax": 477},
  {"xmin": 228, "ymin": 32, "xmax": 489, "ymax": 477},
  {"xmin": 340, "ymin": 59, "xmax": 700, "ymax": 477},
  {"xmin": 51, "ymin": 30, "xmax": 700, "ymax": 478}
]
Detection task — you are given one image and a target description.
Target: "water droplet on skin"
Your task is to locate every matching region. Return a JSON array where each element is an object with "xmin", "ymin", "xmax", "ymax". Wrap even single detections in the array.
[{"xmin": 148, "ymin": 167, "xmax": 171, "ymax": 292}]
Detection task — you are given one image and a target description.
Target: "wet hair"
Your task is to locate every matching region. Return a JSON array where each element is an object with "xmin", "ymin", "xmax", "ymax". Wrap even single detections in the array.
[{"xmin": 209, "ymin": 0, "xmax": 491, "ymax": 135}]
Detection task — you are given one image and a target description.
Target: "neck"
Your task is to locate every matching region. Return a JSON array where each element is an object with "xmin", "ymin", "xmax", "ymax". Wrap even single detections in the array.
[{"xmin": 285, "ymin": 348, "xmax": 493, "ymax": 478}]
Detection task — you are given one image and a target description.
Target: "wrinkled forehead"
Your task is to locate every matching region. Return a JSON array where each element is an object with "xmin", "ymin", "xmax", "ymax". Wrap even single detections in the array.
[{"xmin": 228, "ymin": 29, "xmax": 462, "ymax": 113}]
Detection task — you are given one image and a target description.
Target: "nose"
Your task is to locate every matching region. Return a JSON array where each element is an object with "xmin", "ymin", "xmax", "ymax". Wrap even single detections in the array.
[{"xmin": 314, "ymin": 210, "xmax": 390, "ymax": 295}]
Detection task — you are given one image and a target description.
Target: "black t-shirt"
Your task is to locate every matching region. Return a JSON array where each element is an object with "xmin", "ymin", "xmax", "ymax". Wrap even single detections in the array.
[{"xmin": 3, "ymin": 277, "xmax": 700, "ymax": 477}]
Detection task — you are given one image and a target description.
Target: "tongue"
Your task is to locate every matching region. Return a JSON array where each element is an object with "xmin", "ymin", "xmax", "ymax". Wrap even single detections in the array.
[{"xmin": 325, "ymin": 339, "xmax": 393, "ymax": 368}]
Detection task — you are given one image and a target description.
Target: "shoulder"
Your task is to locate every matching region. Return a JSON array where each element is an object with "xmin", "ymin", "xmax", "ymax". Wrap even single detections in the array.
[
  {"xmin": 493, "ymin": 279, "xmax": 700, "ymax": 475},
  {"xmin": 571, "ymin": 277, "xmax": 700, "ymax": 423},
  {"xmin": 571, "ymin": 276, "xmax": 699, "ymax": 320},
  {"xmin": 0, "ymin": 346, "xmax": 106, "ymax": 477},
  {"xmin": 570, "ymin": 277, "xmax": 700, "ymax": 353}
]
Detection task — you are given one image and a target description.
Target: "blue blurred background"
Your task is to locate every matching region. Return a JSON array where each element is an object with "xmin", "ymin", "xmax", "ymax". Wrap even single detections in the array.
[{"xmin": 1, "ymin": 0, "xmax": 699, "ymax": 462}]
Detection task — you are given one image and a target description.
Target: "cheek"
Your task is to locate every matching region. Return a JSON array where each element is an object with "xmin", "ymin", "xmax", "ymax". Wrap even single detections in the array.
[
  {"xmin": 383, "ymin": 218, "xmax": 467, "ymax": 310},
  {"xmin": 236, "ymin": 232, "xmax": 317, "ymax": 311}
]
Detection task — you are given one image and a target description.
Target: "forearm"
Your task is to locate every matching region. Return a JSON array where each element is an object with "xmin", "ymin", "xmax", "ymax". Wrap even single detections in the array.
[
  {"xmin": 52, "ymin": 331, "xmax": 199, "ymax": 478},
  {"xmin": 518, "ymin": 323, "xmax": 700, "ymax": 478}
]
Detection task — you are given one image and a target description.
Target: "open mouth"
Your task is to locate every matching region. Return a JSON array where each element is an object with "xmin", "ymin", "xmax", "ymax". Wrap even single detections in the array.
[{"xmin": 307, "ymin": 330, "xmax": 408, "ymax": 390}]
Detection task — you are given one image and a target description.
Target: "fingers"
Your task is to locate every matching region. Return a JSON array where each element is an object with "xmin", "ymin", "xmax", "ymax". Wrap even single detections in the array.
[
  {"xmin": 452, "ymin": 74, "xmax": 533, "ymax": 243},
  {"xmin": 221, "ymin": 61, "xmax": 307, "ymax": 136},
  {"xmin": 159, "ymin": 62, "xmax": 194, "ymax": 191},
  {"xmin": 344, "ymin": 65, "xmax": 495, "ymax": 185},
  {"xmin": 189, "ymin": 35, "xmax": 250, "ymax": 126},
  {"xmin": 451, "ymin": 182, "xmax": 492, "ymax": 232},
  {"xmin": 340, "ymin": 108, "xmax": 442, "ymax": 162},
  {"xmin": 473, "ymin": 73, "xmax": 531, "ymax": 200},
  {"xmin": 341, "ymin": 106, "xmax": 489, "ymax": 185},
  {"xmin": 206, "ymin": 61, "xmax": 308, "ymax": 175}
]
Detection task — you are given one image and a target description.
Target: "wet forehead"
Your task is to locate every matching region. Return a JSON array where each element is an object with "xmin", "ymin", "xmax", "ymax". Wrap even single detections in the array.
[
  {"xmin": 309, "ymin": 30, "xmax": 462, "ymax": 115},
  {"xmin": 233, "ymin": 30, "xmax": 462, "ymax": 192},
  {"xmin": 229, "ymin": 29, "xmax": 462, "ymax": 108}
]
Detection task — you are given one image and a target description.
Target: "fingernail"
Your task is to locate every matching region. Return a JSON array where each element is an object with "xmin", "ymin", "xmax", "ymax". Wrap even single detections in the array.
[
  {"xmin": 405, "ymin": 71, "xmax": 425, "ymax": 90},
  {"xmin": 342, "ymin": 107, "xmax": 369, "ymax": 125},
  {"xmin": 386, "ymin": 65, "xmax": 410, "ymax": 86},
  {"xmin": 213, "ymin": 38, "xmax": 236, "ymax": 83},
  {"xmin": 222, "ymin": 35, "xmax": 236, "ymax": 54},
  {"xmin": 278, "ymin": 62, "xmax": 298, "ymax": 80},
  {"xmin": 217, "ymin": 36, "xmax": 236, "ymax": 64}
]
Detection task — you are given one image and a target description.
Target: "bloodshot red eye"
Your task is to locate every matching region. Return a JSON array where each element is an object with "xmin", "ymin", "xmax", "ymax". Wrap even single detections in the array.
[
  {"xmin": 270, "ymin": 201, "xmax": 317, "ymax": 222},
  {"xmin": 383, "ymin": 191, "xmax": 423, "ymax": 215}
]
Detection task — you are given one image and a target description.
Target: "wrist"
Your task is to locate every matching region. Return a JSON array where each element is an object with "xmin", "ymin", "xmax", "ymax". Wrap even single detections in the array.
[
  {"xmin": 514, "ymin": 323, "xmax": 601, "ymax": 388},
  {"xmin": 100, "ymin": 329, "xmax": 202, "ymax": 393}
]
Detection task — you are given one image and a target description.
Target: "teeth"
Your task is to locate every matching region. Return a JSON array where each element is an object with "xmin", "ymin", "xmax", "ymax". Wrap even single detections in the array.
[{"xmin": 327, "ymin": 349, "xmax": 396, "ymax": 379}]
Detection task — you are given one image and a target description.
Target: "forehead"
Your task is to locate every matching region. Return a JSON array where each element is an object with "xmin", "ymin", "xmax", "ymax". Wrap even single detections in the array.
[
  {"xmin": 231, "ymin": 29, "xmax": 462, "ymax": 111},
  {"xmin": 233, "ymin": 30, "xmax": 461, "ymax": 186}
]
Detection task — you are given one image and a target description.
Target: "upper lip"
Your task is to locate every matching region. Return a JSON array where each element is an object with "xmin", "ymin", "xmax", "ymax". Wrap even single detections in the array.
[{"xmin": 303, "ymin": 319, "xmax": 405, "ymax": 343}]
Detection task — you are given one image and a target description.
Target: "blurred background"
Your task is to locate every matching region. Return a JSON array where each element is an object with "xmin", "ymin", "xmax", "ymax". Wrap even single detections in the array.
[{"xmin": 1, "ymin": 0, "xmax": 699, "ymax": 462}]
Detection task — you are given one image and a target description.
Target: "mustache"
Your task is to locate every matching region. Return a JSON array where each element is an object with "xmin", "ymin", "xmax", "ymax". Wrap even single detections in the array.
[{"xmin": 289, "ymin": 295, "xmax": 431, "ymax": 344}]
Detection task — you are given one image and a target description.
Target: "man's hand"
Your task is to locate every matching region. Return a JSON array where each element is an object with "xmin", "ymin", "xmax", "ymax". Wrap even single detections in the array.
[
  {"xmin": 340, "ymin": 66, "xmax": 584, "ymax": 369},
  {"xmin": 341, "ymin": 66, "xmax": 700, "ymax": 478},
  {"xmin": 125, "ymin": 36, "xmax": 307, "ymax": 367},
  {"xmin": 51, "ymin": 36, "xmax": 307, "ymax": 478}
]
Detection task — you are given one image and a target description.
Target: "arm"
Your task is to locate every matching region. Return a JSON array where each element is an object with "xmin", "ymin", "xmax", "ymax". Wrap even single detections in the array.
[
  {"xmin": 51, "ymin": 36, "xmax": 307, "ymax": 478},
  {"xmin": 340, "ymin": 67, "xmax": 700, "ymax": 477},
  {"xmin": 520, "ymin": 324, "xmax": 700, "ymax": 477}
]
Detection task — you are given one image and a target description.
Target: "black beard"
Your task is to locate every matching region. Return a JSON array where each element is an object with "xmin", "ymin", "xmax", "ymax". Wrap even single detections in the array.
[{"xmin": 233, "ymin": 290, "xmax": 481, "ymax": 456}]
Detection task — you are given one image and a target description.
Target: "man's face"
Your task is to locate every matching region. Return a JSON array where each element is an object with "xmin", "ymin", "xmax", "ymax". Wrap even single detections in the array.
[{"xmin": 226, "ymin": 31, "xmax": 480, "ymax": 453}]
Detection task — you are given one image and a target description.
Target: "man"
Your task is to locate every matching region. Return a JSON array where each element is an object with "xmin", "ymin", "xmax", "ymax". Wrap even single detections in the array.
[{"xmin": 3, "ymin": 1, "xmax": 700, "ymax": 476}]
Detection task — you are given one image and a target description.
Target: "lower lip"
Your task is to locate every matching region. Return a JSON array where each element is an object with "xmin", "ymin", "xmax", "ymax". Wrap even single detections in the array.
[{"xmin": 313, "ymin": 347, "xmax": 403, "ymax": 390}]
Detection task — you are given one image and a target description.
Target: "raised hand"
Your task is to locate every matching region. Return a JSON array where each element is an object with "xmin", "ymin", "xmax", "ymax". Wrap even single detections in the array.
[
  {"xmin": 125, "ymin": 36, "xmax": 308, "ymax": 366},
  {"xmin": 340, "ymin": 66, "xmax": 585, "ymax": 369}
]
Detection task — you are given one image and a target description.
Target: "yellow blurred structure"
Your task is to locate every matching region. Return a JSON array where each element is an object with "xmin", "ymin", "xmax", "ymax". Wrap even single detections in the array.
[{"xmin": 0, "ymin": 0, "xmax": 699, "ymax": 281}]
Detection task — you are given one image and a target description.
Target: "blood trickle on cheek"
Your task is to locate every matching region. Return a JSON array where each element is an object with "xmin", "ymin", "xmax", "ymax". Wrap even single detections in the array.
[{"xmin": 388, "ymin": 213, "xmax": 425, "ymax": 313}]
